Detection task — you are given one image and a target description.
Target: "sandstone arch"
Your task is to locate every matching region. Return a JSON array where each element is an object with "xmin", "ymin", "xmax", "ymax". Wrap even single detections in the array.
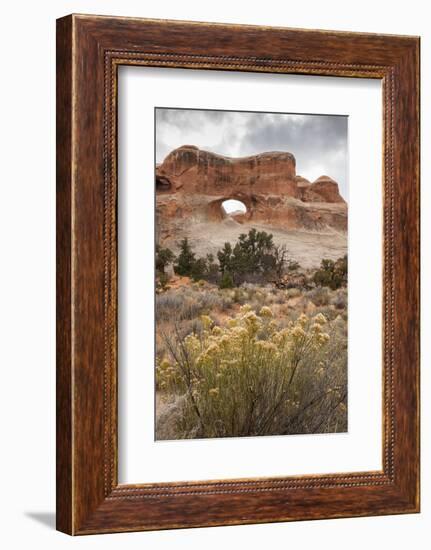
[
  {"xmin": 155, "ymin": 146, "xmax": 347, "ymax": 247},
  {"xmin": 207, "ymin": 195, "xmax": 252, "ymax": 222}
]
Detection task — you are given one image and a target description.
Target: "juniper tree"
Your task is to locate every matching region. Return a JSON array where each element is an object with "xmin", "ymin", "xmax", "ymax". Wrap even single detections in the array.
[
  {"xmin": 155, "ymin": 245, "xmax": 174, "ymax": 274},
  {"xmin": 174, "ymin": 238, "xmax": 196, "ymax": 277}
]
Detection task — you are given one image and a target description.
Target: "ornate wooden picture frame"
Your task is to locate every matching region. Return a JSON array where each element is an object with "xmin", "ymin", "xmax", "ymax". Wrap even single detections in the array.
[{"xmin": 56, "ymin": 14, "xmax": 420, "ymax": 535}]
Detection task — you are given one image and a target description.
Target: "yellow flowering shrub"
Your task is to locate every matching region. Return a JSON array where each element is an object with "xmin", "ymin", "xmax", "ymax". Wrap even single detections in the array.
[{"xmin": 156, "ymin": 305, "xmax": 341, "ymax": 438}]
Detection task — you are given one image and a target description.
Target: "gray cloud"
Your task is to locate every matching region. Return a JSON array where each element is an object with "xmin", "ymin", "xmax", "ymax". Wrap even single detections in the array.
[{"xmin": 156, "ymin": 108, "xmax": 348, "ymax": 200}]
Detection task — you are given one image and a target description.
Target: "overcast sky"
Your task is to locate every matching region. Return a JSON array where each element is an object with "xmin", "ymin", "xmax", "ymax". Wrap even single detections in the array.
[{"xmin": 156, "ymin": 108, "xmax": 348, "ymax": 201}]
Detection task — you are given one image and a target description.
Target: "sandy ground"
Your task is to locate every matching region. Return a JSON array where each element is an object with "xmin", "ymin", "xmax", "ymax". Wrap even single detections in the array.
[{"xmin": 166, "ymin": 218, "xmax": 347, "ymax": 269}]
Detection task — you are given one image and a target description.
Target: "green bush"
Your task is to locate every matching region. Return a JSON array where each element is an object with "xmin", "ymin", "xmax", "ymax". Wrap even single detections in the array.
[
  {"xmin": 217, "ymin": 229, "xmax": 288, "ymax": 284},
  {"xmin": 219, "ymin": 271, "xmax": 234, "ymax": 289},
  {"xmin": 287, "ymin": 259, "xmax": 300, "ymax": 271},
  {"xmin": 155, "ymin": 245, "xmax": 175, "ymax": 275},
  {"xmin": 170, "ymin": 230, "xmax": 296, "ymax": 286},
  {"xmin": 313, "ymin": 255, "xmax": 347, "ymax": 290},
  {"xmin": 190, "ymin": 257, "xmax": 207, "ymax": 281},
  {"xmin": 174, "ymin": 238, "xmax": 196, "ymax": 276}
]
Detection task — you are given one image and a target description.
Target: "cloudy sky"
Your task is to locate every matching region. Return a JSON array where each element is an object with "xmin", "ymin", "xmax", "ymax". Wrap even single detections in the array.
[{"xmin": 156, "ymin": 108, "xmax": 348, "ymax": 201}]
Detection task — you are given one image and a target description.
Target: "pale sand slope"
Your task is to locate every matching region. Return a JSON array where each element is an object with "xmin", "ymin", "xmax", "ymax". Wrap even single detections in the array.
[{"xmin": 167, "ymin": 218, "xmax": 347, "ymax": 269}]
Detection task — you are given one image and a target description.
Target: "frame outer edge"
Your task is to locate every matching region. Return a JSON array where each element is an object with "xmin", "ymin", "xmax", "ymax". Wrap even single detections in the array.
[
  {"xmin": 57, "ymin": 14, "xmax": 421, "ymax": 535},
  {"xmin": 393, "ymin": 38, "xmax": 420, "ymax": 510},
  {"xmin": 56, "ymin": 14, "xmax": 74, "ymax": 535}
]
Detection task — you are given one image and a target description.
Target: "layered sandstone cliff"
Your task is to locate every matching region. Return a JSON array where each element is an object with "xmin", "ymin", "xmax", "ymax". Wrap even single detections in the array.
[{"xmin": 156, "ymin": 145, "xmax": 347, "ymax": 249}]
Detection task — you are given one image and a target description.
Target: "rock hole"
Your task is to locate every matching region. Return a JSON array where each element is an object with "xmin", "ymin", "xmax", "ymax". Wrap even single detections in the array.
[
  {"xmin": 156, "ymin": 175, "xmax": 172, "ymax": 192},
  {"xmin": 221, "ymin": 199, "xmax": 247, "ymax": 217}
]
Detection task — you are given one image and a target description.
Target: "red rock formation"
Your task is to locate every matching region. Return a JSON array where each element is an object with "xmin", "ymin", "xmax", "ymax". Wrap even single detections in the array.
[
  {"xmin": 156, "ymin": 146, "xmax": 347, "ymax": 246},
  {"xmin": 157, "ymin": 145, "xmax": 299, "ymax": 196},
  {"xmin": 298, "ymin": 175, "xmax": 346, "ymax": 204}
]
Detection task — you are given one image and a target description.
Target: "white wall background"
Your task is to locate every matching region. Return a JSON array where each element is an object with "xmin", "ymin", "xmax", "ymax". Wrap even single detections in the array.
[{"xmin": 0, "ymin": 0, "xmax": 427, "ymax": 548}]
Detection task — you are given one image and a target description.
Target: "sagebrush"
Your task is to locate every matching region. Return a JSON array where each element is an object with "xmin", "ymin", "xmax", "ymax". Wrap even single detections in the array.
[{"xmin": 156, "ymin": 305, "xmax": 347, "ymax": 439}]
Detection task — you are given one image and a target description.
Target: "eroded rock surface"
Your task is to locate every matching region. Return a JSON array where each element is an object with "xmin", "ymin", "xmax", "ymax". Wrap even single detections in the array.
[{"xmin": 155, "ymin": 146, "xmax": 347, "ymax": 264}]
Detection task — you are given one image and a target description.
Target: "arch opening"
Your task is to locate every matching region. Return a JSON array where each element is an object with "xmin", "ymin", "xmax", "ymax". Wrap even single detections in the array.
[
  {"xmin": 221, "ymin": 199, "xmax": 247, "ymax": 217},
  {"xmin": 156, "ymin": 175, "xmax": 172, "ymax": 192}
]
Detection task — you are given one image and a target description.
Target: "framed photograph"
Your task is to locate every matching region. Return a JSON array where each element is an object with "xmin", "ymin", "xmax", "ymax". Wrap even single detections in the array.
[{"xmin": 56, "ymin": 14, "xmax": 420, "ymax": 535}]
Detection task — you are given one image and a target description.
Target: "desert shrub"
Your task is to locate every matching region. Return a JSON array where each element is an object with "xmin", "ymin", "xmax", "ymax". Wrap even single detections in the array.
[
  {"xmin": 217, "ymin": 229, "xmax": 289, "ymax": 285},
  {"xmin": 249, "ymin": 288, "xmax": 276, "ymax": 312},
  {"xmin": 190, "ymin": 257, "xmax": 207, "ymax": 281},
  {"xmin": 173, "ymin": 230, "xmax": 296, "ymax": 287},
  {"xmin": 156, "ymin": 286, "xmax": 236, "ymax": 324},
  {"xmin": 232, "ymin": 229, "xmax": 275, "ymax": 275},
  {"xmin": 313, "ymin": 255, "xmax": 347, "ymax": 290},
  {"xmin": 287, "ymin": 259, "xmax": 300, "ymax": 271},
  {"xmin": 271, "ymin": 288, "xmax": 288, "ymax": 305},
  {"xmin": 156, "ymin": 272, "xmax": 170, "ymax": 292},
  {"xmin": 156, "ymin": 306, "xmax": 346, "ymax": 438},
  {"xmin": 198, "ymin": 289, "xmax": 227, "ymax": 312},
  {"xmin": 219, "ymin": 271, "xmax": 235, "ymax": 289},
  {"xmin": 155, "ymin": 245, "xmax": 175, "ymax": 274},
  {"xmin": 240, "ymin": 282, "xmax": 259, "ymax": 292},
  {"xmin": 155, "ymin": 394, "xmax": 188, "ymax": 440},
  {"xmin": 272, "ymin": 244, "xmax": 290, "ymax": 278},
  {"xmin": 314, "ymin": 305, "xmax": 338, "ymax": 322},
  {"xmin": 189, "ymin": 254, "xmax": 220, "ymax": 283},
  {"xmin": 232, "ymin": 287, "xmax": 247, "ymax": 304},
  {"xmin": 286, "ymin": 288, "xmax": 301, "ymax": 299},
  {"xmin": 306, "ymin": 286, "xmax": 330, "ymax": 306},
  {"xmin": 156, "ymin": 292, "xmax": 184, "ymax": 321},
  {"xmin": 204, "ymin": 253, "xmax": 220, "ymax": 284},
  {"xmin": 217, "ymin": 290, "xmax": 234, "ymax": 311},
  {"xmin": 156, "ymin": 289, "xmax": 202, "ymax": 322},
  {"xmin": 331, "ymin": 289, "xmax": 347, "ymax": 310},
  {"xmin": 173, "ymin": 240, "xmax": 220, "ymax": 283}
]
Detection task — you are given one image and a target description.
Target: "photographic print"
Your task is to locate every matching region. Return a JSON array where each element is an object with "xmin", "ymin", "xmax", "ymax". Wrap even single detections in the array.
[{"xmin": 155, "ymin": 107, "xmax": 348, "ymax": 441}]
